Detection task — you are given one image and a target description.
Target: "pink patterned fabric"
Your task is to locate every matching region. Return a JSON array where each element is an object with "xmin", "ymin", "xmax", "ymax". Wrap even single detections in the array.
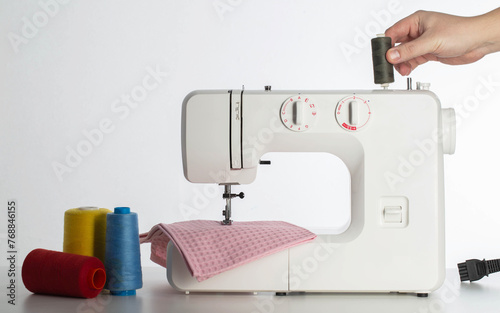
[{"xmin": 140, "ymin": 220, "xmax": 316, "ymax": 282}]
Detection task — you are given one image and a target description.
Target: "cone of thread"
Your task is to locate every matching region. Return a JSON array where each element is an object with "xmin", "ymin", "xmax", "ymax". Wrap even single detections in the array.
[
  {"xmin": 105, "ymin": 207, "xmax": 143, "ymax": 296},
  {"xmin": 22, "ymin": 249, "xmax": 106, "ymax": 298},
  {"xmin": 63, "ymin": 207, "xmax": 111, "ymax": 263},
  {"xmin": 371, "ymin": 36, "xmax": 394, "ymax": 85}
]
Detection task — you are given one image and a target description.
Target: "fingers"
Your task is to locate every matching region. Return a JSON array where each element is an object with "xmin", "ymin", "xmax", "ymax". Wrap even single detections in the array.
[
  {"xmin": 385, "ymin": 11, "xmax": 422, "ymax": 45},
  {"xmin": 386, "ymin": 35, "xmax": 436, "ymax": 65},
  {"xmin": 385, "ymin": 11, "xmax": 440, "ymax": 66},
  {"xmin": 394, "ymin": 63, "xmax": 411, "ymax": 76},
  {"xmin": 393, "ymin": 53, "xmax": 437, "ymax": 76}
]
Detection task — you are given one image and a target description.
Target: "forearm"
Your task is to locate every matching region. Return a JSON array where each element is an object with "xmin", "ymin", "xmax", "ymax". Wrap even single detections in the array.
[{"xmin": 474, "ymin": 7, "xmax": 500, "ymax": 54}]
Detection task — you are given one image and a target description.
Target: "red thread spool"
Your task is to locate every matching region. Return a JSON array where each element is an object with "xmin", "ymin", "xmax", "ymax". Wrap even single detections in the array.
[{"xmin": 22, "ymin": 249, "xmax": 106, "ymax": 298}]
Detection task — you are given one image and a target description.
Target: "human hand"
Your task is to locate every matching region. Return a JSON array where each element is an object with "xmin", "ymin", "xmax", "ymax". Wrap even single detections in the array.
[{"xmin": 385, "ymin": 9, "xmax": 500, "ymax": 76}]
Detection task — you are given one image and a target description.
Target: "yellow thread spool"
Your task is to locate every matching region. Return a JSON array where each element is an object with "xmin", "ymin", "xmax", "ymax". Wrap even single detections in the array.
[{"xmin": 63, "ymin": 207, "xmax": 111, "ymax": 263}]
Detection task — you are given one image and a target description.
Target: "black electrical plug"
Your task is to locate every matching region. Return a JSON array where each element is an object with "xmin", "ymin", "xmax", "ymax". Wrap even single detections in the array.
[{"xmin": 457, "ymin": 258, "xmax": 500, "ymax": 282}]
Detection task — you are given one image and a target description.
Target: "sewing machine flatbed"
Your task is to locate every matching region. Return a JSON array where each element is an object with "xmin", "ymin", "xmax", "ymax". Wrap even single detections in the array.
[{"xmin": 171, "ymin": 88, "xmax": 455, "ymax": 295}]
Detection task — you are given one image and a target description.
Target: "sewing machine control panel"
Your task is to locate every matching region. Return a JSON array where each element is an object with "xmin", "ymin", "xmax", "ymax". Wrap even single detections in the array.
[{"xmin": 280, "ymin": 94, "xmax": 373, "ymax": 132}]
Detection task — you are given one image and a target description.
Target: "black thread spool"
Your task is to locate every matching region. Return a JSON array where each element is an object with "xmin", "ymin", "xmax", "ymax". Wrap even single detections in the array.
[{"xmin": 371, "ymin": 36, "xmax": 394, "ymax": 86}]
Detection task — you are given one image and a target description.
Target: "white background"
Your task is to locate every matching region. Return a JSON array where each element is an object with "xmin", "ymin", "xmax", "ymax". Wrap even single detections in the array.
[{"xmin": 1, "ymin": 0, "xmax": 500, "ymax": 271}]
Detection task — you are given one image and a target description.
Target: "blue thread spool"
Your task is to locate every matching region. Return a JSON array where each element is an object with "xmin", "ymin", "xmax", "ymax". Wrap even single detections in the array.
[{"xmin": 104, "ymin": 207, "xmax": 142, "ymax": 296}]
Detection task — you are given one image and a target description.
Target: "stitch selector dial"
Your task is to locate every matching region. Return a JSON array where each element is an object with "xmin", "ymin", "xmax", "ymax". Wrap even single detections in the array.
[
  {"xmin": 335, "ymin": 95, "xmax": 371, "ymax": 131},
  {"xmin": 280, "ymin": 95, "xmax": 317, "ymax": 132}
]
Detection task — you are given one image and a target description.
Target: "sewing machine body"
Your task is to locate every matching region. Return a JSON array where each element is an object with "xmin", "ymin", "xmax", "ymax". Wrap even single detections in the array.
[{"xmin": 169, "ymin": 89, "xmax": 455, "ymax": 294}]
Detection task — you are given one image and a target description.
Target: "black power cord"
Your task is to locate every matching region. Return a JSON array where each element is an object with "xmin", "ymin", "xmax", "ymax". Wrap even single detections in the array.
[{"xmin": 457, "ymin": 259, "xmax": 500, "ymax": 282}]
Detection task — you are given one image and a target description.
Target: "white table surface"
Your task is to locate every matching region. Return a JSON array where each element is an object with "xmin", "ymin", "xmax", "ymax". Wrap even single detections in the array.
[{"xmin": 2, "ymin": 266, "xmax": 500, "ymax": 313}]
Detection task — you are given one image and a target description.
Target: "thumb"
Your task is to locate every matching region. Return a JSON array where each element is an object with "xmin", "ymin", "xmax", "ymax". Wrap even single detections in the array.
[{"xmin": 386, "ymin": 35, "xmax": 434, "ymax": 64}]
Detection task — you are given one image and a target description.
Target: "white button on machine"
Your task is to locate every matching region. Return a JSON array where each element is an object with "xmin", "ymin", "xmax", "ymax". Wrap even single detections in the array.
[
  {"xmin": 349, "ymin": 101, "xmax": 359, "ymax": 125},
  {"xmin": 380, "ymin": 196, "xmax": 408, "ymax": 228},
  {"xmin": 293, "ymin": 101, "xmax": 304, "ymax": 125},
  {"xmin": 383, "ymin": 206, "xmax": 402, "ymax": 223}
]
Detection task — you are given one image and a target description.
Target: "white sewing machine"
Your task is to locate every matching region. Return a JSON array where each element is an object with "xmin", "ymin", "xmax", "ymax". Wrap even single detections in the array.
[{"xmin": 167, "ymin": 80, "xmax": 456, "ymax": 295}]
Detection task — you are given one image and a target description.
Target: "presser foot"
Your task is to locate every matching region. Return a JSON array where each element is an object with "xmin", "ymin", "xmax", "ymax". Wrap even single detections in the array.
[{"xmin": 221, "ymin": 184, "xmax": 244, "ymax": 225}]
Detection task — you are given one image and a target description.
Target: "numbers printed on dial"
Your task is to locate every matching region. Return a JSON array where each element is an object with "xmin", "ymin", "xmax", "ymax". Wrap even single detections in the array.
[
  {"xmin": 335, "ymin": 95, "xmax": 371, "ymax": 132},
  {"xmin": 280, "ymin": 95, "xmax": 317, "ymax": 132}
]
